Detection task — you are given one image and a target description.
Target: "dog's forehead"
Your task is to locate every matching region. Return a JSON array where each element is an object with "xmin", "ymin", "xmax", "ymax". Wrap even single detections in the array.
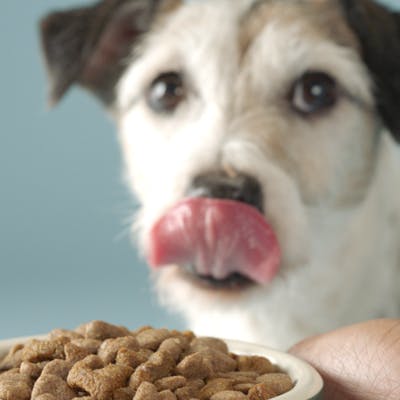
[
  {"xmin": 240, "ymin": 0, "xmax": 358, "ymax": 50},
  {"xmin": 163, "ymin": 0, "xmax": 358, "ymax": 50}
]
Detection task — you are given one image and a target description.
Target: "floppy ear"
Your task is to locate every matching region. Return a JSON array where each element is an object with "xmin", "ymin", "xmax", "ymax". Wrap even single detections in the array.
[
  {"xmin": 40, "ymin": 0, "xmax": 161, "ymax": 106},
  {"xmin": 339, "ymin": 0, "xmax": 400, "ymax": 142}
]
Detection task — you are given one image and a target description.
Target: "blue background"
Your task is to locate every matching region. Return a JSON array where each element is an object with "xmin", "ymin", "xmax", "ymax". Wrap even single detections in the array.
[{"xmin": 1, "ymin": 0, "xmax": 398, "ymax": 339}]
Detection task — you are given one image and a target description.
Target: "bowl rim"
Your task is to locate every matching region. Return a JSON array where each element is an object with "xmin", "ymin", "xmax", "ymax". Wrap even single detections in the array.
[
  {"xmin": 224, "ymin": 339, "xmax": 323, "ymax": 399},
  {"xmin": 0, "ymin": 336, "xmax": 323, "ymax": 400}
]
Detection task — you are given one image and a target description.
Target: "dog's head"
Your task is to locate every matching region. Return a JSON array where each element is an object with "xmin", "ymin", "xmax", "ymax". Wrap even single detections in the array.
[{"xmin": 41, "ymin": 0, "xmax": 400, "ymax": 343}]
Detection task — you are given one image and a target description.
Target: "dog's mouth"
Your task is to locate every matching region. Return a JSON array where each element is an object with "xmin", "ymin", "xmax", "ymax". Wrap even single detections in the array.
[
  {"xmin": 147, "ymin": 198, "xmax": 281, "ymax": 289},
  {"xmin": 147, "ymin": 174, "xmax": 281, "ymax": 289}
]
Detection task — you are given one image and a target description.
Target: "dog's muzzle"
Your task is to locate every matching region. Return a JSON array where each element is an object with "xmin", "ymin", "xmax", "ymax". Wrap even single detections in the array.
[{"xmin": 147, "ymin": 172, "xmax": 281, "ymax": 289}]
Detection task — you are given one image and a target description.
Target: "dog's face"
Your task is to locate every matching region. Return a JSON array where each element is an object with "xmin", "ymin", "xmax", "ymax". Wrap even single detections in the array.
[{"xmin": 41, "ymin": 0, "xmax": 400, "ymax": 346}]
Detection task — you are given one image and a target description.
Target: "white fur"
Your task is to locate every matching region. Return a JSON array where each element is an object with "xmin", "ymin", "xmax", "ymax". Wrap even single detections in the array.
[{"xmin": 116, "ymin": 0, "xmax": 400, "ymax": 349}]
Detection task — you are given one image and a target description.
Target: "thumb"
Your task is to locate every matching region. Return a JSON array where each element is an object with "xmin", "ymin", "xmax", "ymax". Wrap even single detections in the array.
[{"xmin": 289, "ymin": 319, "xmax": 400, "ymax": 400}]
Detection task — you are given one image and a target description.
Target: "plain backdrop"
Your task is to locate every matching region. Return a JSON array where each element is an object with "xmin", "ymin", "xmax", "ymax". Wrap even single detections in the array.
[{"xmin": 1, "ymin": 0, "xmax": 399, "ymax": 339}]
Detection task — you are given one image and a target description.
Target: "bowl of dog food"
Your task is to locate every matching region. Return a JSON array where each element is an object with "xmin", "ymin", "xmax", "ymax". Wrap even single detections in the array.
[{"xmin": 0, "ymin": 321, "xmax": 323, "ymax": 399}]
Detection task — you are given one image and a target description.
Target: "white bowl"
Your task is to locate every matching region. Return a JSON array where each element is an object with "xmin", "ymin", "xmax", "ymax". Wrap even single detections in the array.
[
  {"xmin": 0, "ymin": 336, "xmax": 323, "ymax": 399},
  {"xmin": 226, "ymin": 340, "xmax": 323, "ymax": 399}
]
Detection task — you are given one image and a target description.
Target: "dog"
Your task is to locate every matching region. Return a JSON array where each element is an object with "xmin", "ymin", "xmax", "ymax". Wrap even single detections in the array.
[{"xmin": 40, "ymin": 0, "xmax": 400, "ymax": 349}]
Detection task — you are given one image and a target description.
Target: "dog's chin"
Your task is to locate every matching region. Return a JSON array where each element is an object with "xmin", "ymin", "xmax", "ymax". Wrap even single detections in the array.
[{"xmin": 171, "ymin": 265, "xmax": 256, "ymax": 292}]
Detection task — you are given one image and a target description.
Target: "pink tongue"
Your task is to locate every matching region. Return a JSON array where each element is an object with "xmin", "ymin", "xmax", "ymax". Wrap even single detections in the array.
[{"xmin": 148, "ymin": 198, "xmax": 281, "ymax": 284}]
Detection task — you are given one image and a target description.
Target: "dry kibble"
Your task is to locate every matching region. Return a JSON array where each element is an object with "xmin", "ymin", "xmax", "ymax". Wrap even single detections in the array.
[
  {"xmin": 0, "ymin": 370, "xmax": 33, "ymax": 400},
  {"xmin": 70, "ymin": 338, "xmax": 102, "ymax": 354},
  {"xmin": 113, "ymin": 386, "xmax": 136, "ymax": 400},
  {"xmin": 155, "ymin": 375, "xmax": 187, "ymax": 391},
  {"xmin": 116, "ymin": 347, "xmax": 153, "ymax": 368},
  {"xmin": 31, "ymin": 373, "xmax": 77, "ymax": 400},
  {"xmin": 67, "ymin": 355, "xmax": 133, "ymax": 400},
  {"xmin": 210, "ymin": 391, "xmax": 247, "ymax": 400},
  {"xmin": 19, "ymin": 361, "xmax": 44, "ymax": 379},
  {"xmin": 98, "ymin": 336, "xmax": 139, "ymax": 364},
  {"xmin": 199, "ymin": 378, "xmax": 234, "ymax": 399},
  {"xmin": 190, "ymin": 338, "xmax": 229, "ymax": 354},
  {"xmin": 0, "ymin": 344, "xmax": 24, "ymax": 370},
  {"xmin": 49, "ymin": 329, "xmax": 83, "ymax": 340},
  {"xmin": 159, "ymin": 389, "xmax": 178, "ymax": 400},
  {"xmin": 217, "ymin": 371, "xmax": 258, "ymax": 383},
  {"xmin": 134, "ymin": 381, "xmax": 160, "ymax": 400},
  {"xmin": 176, "ymin": 352, "xmax": 213, "ymax": 380},
  {"xmin": 64, "ymin": 342, "xmax": 91, "ymax": 363},
  {"xmin": 35, "ymin": 394, "xmax": 57, "ymax": 400},
  {"xmin": 130, "ymin": 350, "xmax": 175, "ymax": 389},
  {"xmin": 158, "ymin": 337, "xmax": 188, "ymax": 361},
  {"xmin": 247, "ymin": 383, "xmax": 279, "ymax": 400},
  {"xmin": 136, "ymin": 328, "xmax": 172, "ymax": 350},
  {"xmin": 201, "ymin": 350, "xmax": 237, "ymax": 374},
  {"xmin": 41, "ymin": 360, "xmax": 73, "ymax": 380},
  {"xmin": 71, "ymin": 397, "xmax": 94, "ymax": 400},
  {"xmin": 233, "ymin": 383, "xmax": 254, "ymax": 393},
  {"xmin": 0, "ymin": 321, "xmax": 294, "ymax": 400},
  {"xmin": 236, "ymin": 356, "xmax": 275, "ymax": 375},
  {"xmin": 22, "ymin": 338, "xmax": 68, "ymax": 363},
  {"xmin": 76, "ymin": 320, "xmax": 131, "ymax": 340},
  {"xmin": 256, "ymin": 373, "xmax": 294, "ymax": 395}
]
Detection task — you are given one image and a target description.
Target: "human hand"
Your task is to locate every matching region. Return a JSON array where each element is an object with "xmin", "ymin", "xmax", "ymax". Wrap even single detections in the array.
[{"xmin": 289, "ymin": 319, "xmax": 400, "ymax": 400}]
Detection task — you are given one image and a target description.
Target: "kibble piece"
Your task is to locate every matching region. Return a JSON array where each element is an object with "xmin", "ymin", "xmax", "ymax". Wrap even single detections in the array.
[
  {"xmin": 71, "ymin": 397, "xmax": 94, "ymax": 400},
  {"xmin": 20, "ymin": 361, "xmax": 44, "ymax": 379},
  {"xmin": 236, "ymin": 356, "xmax": 275, "ymax": 375},
  {"xmin": 35, "ymin": 394, "xmax": 57, "ymax": 400},
  {"xmin": 49, "ymin": 329, "xmax": 83, "ymax": 340},
  {"xmin": 199, "ymin": 378, "xmax": 234, "ymax": 399},
  {"xmin": 158, "ymin": 337, "xmax": 188, "ymax": 361},
  {"xmin": 76, "ymin": 321, "xmax": 131, "ymax": 340},
  {"xmin": 113, "ymin": 386, "xmax": 136, "ymax": 400},
  {"xmin": 216, "ymin": 371, "xmax": 258, "ymax": 383},
  {"xmin": 256, "ymin": 373, "xmax": 294, "ymax": 395},
  {"xmin": 116, "ymin": 347, "xmax": 153, "ymax": 368},
  {"xmin": 31, "ymin": 373, "xmax": 76, "ymax": 400},
  {"xmin": 133, "ymin": 381, "xmax": 160, "ymax": 400},
  {"xmin": 189, "ymin": 338, "xmax": 229, "ymax": 355},
  {"xmin": 131, "ymin": 325, "xmax": 153, "ymax": 335},
  {"xmin": 155, "ymin": 375, "xmax": 187, "ymax": 391},
  {"xmin": 176, "ymin": 353, "xmax": 213, "ymax": 380},
  {"xmin": 41, "ymin": 359, "xmax": 73, "ymax": 380},
  {"xmin": 98, "ymin": 336, "xmax": 139, "ymax": 364},
  {"xmin": 233, "ymin": 383, "xmax": 254, "ymax": 393},
  {"xmin": 130, "ymin": 351, "xmax": 175, "ymax": 389},
  {"xmin": 68, "ymin": 356, "xmax": 133, "ymax": 400},
  {"xmin": 0, "ymin": 344, "xmax": 24, "ymax": 370},
  {"xmin": 174, "ymin": 378, "xmax": 205, "ymax": 400},
  {"xmin": 136, "ymin": 328, "xmax": 172, "ymax": 351},
  {"xmin": 247, "ymin": 382, "xmax": 279, "ymax": 400},
  {"xmin": 70, "ymin": 338, "xmax": 101, "ymax": 354},
  {"xmin": 64, "ymin": 342, "xmax": 91, "ymax": 363},
  {"xmin": 159, "ymin": 389, "xmax": 178, "ymax": 400},
  {"xmin": 210, "ymin": 390, "xmax": 247, "ymax": 400},
  {"xmin": 174, "ymin": 385, "xmax": 199, "ymax": 400},
  {"xmin": 0, "ymin": 370, "xmax": 33, "ymax": 400},
  {"xmin": 201, "ymin": 350, "xmax": 237, "ymax": 374},
  {"xmin": 22, "ymin": 338, "xmax": 68, "ymax": 363}
]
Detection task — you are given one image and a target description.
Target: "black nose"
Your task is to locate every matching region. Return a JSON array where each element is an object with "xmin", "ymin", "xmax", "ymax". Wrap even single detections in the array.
[{"xmin": 186, "ymin": 172, "xmax": 264, "ymax": 212}]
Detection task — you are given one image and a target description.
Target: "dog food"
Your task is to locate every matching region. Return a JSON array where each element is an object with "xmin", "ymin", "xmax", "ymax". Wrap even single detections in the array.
[{"xmin": 0, "ymin": 321, "xmax": 294, "ymax": 400}]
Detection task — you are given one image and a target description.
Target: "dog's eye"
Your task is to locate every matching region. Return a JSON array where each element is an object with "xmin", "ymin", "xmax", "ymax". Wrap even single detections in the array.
[
  {"xmin": 290, "ymin": 72, "xmax": 337, "ymax": 115},
  {"xmin": 146, "ymin": 72, "xmax": 185, "ymax": 113}
]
